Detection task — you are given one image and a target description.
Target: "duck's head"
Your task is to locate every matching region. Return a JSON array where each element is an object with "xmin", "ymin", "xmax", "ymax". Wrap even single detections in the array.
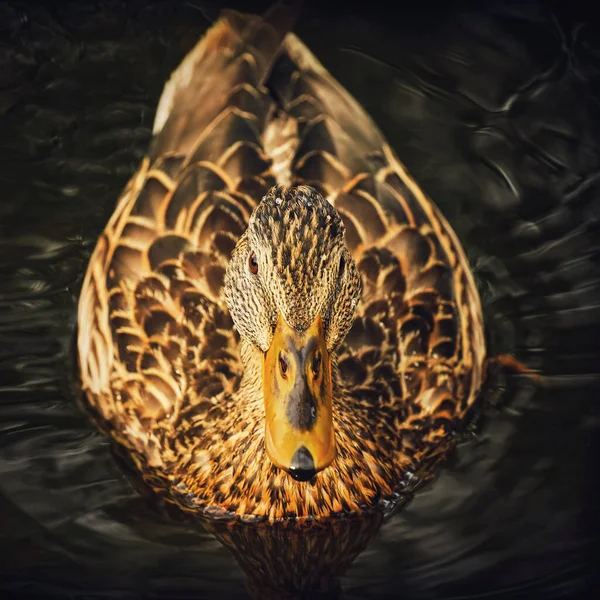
[{"xmin": 224, "ymin": 185, "xmax": 362, "ymax": 482}]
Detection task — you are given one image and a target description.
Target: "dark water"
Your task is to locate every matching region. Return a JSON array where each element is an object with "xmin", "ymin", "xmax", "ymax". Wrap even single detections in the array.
[{"xmin": 1, "ymin": 0, "xmax": 598, "ymax": 598}]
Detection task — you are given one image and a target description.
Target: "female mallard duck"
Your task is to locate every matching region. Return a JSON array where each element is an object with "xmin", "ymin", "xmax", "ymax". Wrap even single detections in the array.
[{"xmin": 77, "ymin": 3, "xmax": 487, "ymax": 522}]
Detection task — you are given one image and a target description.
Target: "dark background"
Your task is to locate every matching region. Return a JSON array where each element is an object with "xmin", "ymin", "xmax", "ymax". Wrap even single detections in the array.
[{"xmin": 1, "ymin": 0, "xmax": 598, "ymax": 598}]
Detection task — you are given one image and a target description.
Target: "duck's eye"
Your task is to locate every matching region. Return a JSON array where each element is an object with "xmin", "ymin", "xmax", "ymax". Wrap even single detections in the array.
[
  {"xmin": 279, "ymin": 353, "xmax": 288, "ymax": 378},
  {"xmin": 338, "ymin": 254, "xmax": 346, "ymax": 278},
  {"xmin": 311, "ymin": 352, "xmax": 321, "ymax": 376},
  {"xmin": 248, "ymin": 251, "xmax": 258, "ymax": 274}
]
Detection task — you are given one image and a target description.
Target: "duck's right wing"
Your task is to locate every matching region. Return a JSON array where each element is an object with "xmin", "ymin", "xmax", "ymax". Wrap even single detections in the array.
[{"xmin": 265, "ymin": 33, "xmax": 486, "ymax": 466}]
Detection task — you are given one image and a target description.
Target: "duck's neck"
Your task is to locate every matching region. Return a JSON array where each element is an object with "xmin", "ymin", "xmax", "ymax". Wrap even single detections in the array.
[{"xmin": 237, "ymin": 338, "xmax": 263, "ymax": 396}]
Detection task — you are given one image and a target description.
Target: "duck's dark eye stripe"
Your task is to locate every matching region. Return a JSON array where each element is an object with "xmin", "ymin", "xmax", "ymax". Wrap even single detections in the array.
[
  {"xmin": 248, "ymin": 251, "xmax": 258, "ymax": 274},
  {"xmin": 338, "ymin": 254, "xmax": 346, "ymax": 277}
]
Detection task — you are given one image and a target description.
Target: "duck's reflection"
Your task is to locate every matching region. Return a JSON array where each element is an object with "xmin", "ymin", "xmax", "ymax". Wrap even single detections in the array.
[{"xmin": 205, "ymin": 512, "xmax": 383, "ymax": 599}]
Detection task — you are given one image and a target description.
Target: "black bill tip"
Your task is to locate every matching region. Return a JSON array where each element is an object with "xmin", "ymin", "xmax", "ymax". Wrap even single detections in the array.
[{"xmin": 288, "ymin": 446, "xmax": 316, "ymax": 482}]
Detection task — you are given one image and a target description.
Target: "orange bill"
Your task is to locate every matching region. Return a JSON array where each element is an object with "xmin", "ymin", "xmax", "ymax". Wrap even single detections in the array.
[{"xmin": 263, "ymin": 314, "xmax": 335, "ymax": 481}]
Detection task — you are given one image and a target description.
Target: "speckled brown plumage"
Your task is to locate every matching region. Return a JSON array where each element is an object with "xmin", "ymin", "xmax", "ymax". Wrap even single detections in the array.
[{"xmin": 77, "ymin": 4, "xmax": 486, "ymax": 522}]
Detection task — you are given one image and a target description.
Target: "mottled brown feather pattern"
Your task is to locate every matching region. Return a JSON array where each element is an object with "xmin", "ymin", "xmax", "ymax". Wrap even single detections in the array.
[{"xmin": 77, "ymin": 6, "xmax": 485, "ymax": 522}]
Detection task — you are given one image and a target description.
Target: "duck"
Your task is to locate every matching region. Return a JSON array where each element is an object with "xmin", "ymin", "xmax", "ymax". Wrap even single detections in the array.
[{"xmin": 77, "ymin": 2, "xmax": 489, "ymax": 523}]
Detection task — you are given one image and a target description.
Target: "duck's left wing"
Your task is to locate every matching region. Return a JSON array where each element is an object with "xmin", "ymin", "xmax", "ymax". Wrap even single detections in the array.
[{"xmin": 77, "ymin": 4, "xmax": 298, "ymax": 466}]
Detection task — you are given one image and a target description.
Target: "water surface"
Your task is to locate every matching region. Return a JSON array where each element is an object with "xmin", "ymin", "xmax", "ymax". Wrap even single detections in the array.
[{"xmin": 1, "ymin": 1, "xmax": 598, "ymax": 598}]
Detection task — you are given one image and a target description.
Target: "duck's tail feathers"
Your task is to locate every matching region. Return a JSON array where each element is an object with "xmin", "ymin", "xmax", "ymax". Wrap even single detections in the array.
[
  {"xmin": 152, "ymin": 2, "xmax": 301, "ymax": 143},
  {"xmin": 220, "ymin": 1, "xmax": 302, "ymax": 74},
  {"xmin": 262, "ymin": 32, "xmax": 385, "ymax": 196}
]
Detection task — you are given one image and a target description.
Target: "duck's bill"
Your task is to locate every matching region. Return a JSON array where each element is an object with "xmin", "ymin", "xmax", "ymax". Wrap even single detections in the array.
[{"xmin": 262, "ymin": 314, "xmax": 335, "ymax": 481}]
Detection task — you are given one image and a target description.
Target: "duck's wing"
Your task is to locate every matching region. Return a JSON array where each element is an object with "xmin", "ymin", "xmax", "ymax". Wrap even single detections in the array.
[
  {"xmin": 266, "ymin": 35, "xmax": 486, "ymax": 453},
  {"xmin": 77, "ymin": 5, "xmax": 297, "ymax": 465}
]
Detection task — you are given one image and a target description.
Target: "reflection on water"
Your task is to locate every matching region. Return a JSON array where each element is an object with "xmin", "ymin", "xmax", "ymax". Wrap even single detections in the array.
[
  {"xmin": 204, "ymin": 513, "xmax": 384, "ymax": 599},
  {"xmin": 0, "ymin": 1, "xmax": 598, "ymax": 598}
]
